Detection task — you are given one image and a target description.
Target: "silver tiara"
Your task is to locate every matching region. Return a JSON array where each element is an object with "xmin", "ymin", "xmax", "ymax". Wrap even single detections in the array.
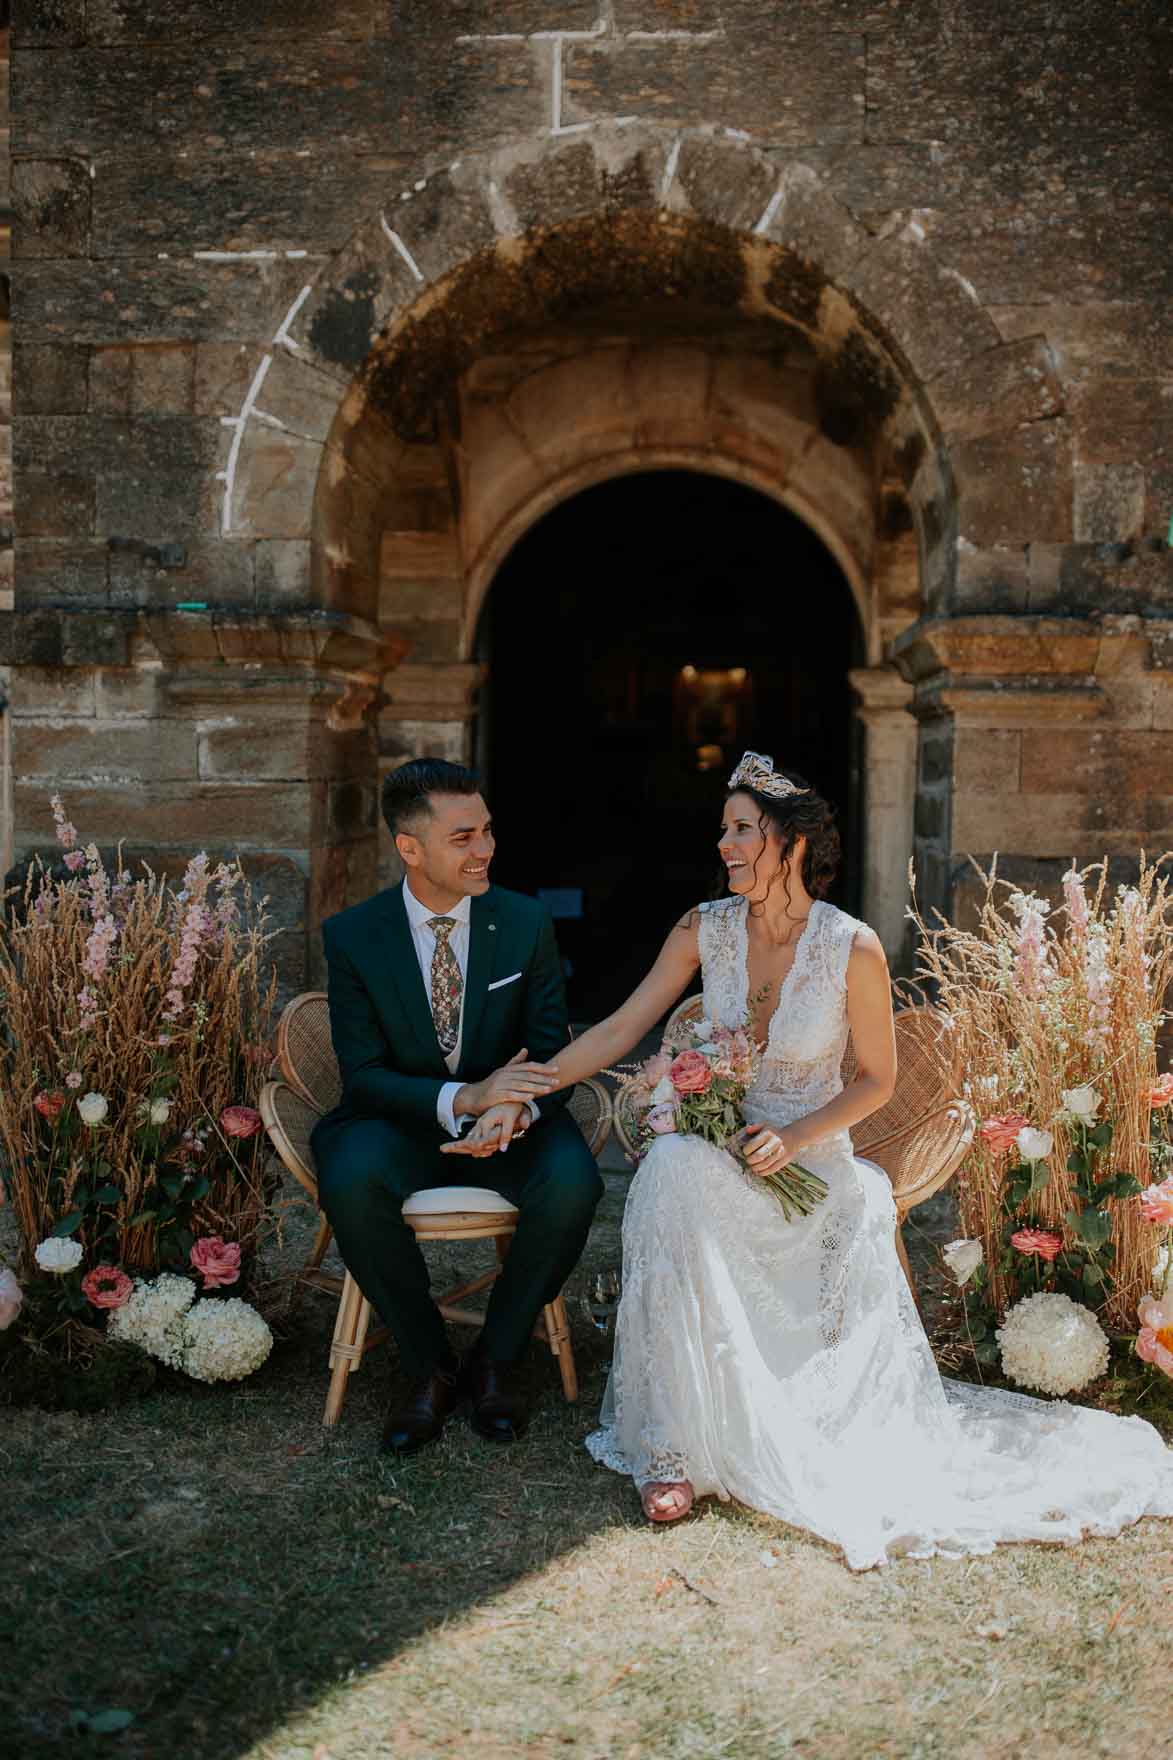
[{"xmin": 727, "ymin": 751, "xmax": 810, "ymax": 802}]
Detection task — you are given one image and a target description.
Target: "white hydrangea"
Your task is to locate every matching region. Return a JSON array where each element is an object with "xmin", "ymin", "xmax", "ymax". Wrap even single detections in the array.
[
  {"xmin": 996, "ymin": 1292, "xmax": 1110, "ymax": 1397},
  {"xmin": 107, "ymin": 1271, "xmax": 196, "ymax": 1368},
  {"xmin": 177, "ymin": 1298, "xmax": 272, "ymax": 1383}
]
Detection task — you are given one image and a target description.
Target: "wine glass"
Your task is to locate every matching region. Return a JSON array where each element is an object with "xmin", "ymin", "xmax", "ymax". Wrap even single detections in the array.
[{"xmin": 581, "ymin": 1268, "xmax": 622, "ymax": 1338}]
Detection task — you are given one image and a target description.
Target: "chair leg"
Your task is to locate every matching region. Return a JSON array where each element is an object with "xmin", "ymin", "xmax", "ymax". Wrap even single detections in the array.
[
  {"xmin": 543, "ymin": 1293, "xmax": 579, "ymax": 1404},
  {"xmin": 306, "ymin": 1212, "xmax": 333, "ymax": 1272},
  {"xmin": 324, "ymin": 1271, "xmax": 372, "ymax": 1427}
]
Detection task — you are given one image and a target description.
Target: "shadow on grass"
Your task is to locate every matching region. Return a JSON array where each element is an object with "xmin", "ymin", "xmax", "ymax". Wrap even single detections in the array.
[{"xmin": 2, "ymin": 1174, "xmax": 640, "ymax": 1759}]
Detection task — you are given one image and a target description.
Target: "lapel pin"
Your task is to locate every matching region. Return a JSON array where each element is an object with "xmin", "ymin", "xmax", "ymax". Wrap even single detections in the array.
[{"xmin": 489, "ymin": 924, "xmax": 496, "ymax": 931}]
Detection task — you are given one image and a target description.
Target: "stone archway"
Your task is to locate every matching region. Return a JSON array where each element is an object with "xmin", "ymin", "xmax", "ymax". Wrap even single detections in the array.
[{"xmin": 220, "ymin": 121, "xmax": 1065, "ymax": 961}]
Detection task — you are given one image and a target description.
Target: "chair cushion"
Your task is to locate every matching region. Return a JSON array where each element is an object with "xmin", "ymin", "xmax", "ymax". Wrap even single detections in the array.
[{"xmin": 402, "ymin": 1186, "xmax": 519, "ymax": 1217}]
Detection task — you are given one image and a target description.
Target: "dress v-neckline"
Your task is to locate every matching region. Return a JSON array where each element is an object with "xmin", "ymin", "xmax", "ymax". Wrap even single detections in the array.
[{"xmin": 739, "ymin": 896, "xmax": 823, "ymax": 1047}]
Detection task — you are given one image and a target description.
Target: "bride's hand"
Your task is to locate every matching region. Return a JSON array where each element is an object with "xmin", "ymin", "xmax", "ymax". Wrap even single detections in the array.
[
  {"xmin": 441, "ymin": 1101, "xmax": 527, "ymax": 1157},
  {"xmin": 740, "ymin": 1123, "xmax": 793, "ymax": 1176}
]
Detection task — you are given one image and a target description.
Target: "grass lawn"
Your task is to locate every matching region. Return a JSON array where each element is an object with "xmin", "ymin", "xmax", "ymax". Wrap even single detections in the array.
[{"xmin": 4, "ymin": 1165, "xmax": 1172, "ymax": 1760}]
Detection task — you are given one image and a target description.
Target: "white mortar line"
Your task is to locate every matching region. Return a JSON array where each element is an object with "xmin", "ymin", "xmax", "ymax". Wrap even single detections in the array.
[
  {"xmin": 249, "ymin": 408, "xmax": 292, "ymax": 432},
  {"xmin": 551, "ymin": 36, "xmax": 564, "ymax": 131},
  {"xmin": 659, "ymin": 135, "xmax": 683, "ymax": 203},
  {"xmin": 455, "ymin": 32, "xmax": 526, "ymax": 41},
  {"xmin": 753, "ymin": 183, "xmax": 785, "ymax": 235},
  {"xmin": 626, "ymin": 28, "xmax": 723, "ymax": 40},
  {"xmin": 218, "ymin": 352, "xmax": 273, "ymax": 535},
  {"xmin": 486, "ymin": 177, "xmax": 516, "ymax": 236},
  {"xmin": 195, "ymin": 249, "xmax": 279, "ymax": 260},
  {"xmin": 272, "ymin": 283, "xmax": 313, "ymax": 353},
  {"xmin": 380, "ymin": 213, "xmax": 426, "ymax": 283}
]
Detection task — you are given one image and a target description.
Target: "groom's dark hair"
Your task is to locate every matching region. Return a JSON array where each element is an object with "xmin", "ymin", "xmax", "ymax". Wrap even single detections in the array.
[{"xmin": 382, "ymin": 758, "xmax": 483, "ymax": 837}]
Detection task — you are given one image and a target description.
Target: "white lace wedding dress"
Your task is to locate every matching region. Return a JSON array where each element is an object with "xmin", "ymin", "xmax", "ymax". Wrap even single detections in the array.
[{"xmin": 586, "ymin": 896, "xmax": 1173, "ymax": 1569}]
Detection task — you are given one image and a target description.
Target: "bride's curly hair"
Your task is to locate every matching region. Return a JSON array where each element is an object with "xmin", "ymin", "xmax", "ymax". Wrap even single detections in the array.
[{"xmin": 725, "ymin": 768, "xmax": 841, "ymax": 908}]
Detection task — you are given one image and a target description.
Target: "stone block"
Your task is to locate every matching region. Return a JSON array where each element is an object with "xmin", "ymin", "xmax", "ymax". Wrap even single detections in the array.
[
  {"xmin": 11, "ymin": 0, "xmax": 87, "ymax": 44},
  {"xmin": 0, "ymin": 609, "xmax": 66, "ymax": 666},
  {"xmin": 199, "ymin": 721, "xmax": 370, "ymax": 784},
  {"xmin": 848, "ymin": 227, "xmax": 1001, "ymax": 386},
  {"xmin": 90, "ymin": 346, "xmax": 196, "ymax": 417},
  {"xmin": 562, "ymin": 31, "xmax": 865, "ymax": 145},
  {"xmin": 954, "ymin": 728, "xmax": 1021, "ymax": 795},
  {"xmin": 15, "ymin": 257, "xmax": 321, "ymax": 345},
  {"xmin": 107, "ymin": 538, "xmax": 256, "ymax": 611},
  {"xmin": 378, "ymin": 574, "xmax": 463, "ymax": 622},
  {"xmin": 292, "ymin": 221, "xmax": 418, "ymax": 381},
  {"xmin": 1073, "ymin": 463, "xmax": 1146, "ymax": 544},
  {"xmin": 13, "ymin": 340, "xmax": 88, "ymax": 414},
  {"xmin": 14, "ymin": 779, "xmax": 317, "ymax": 850},
  {"xmin": 246, "ymin": 350, "xmax": 340, "ymax": 446},
  {"xmin": 9, "ymin": 666, "xmax": 96, "ymax": 718},
  {"xmin": 18, "ymin": 473, "xmax": 94, "ymax": 538},
  {"xmin": 932, "ymin": 338, "xmax": 1063, "ymax": 442},
  {"xmin": 255, "ymin": 539, "xmax": 313, "ymax": 608},
  {"xmin": 993, "ymin": 303, "xmax": 1173, "ymax": 382},
  {"xmin": 1020, "ymin": 728, "xmax": 1173, "ymax": 797},
  {"xmin": 233, "ymin": 429, "xmax": 324, "ymax": 541},
  {"xmin": 671, "ymin": 135, "xmax": 777, "ymax": 233},
  {"xmin": 16, "ymin": 540, "xmax": 109, "ymax": 604},
  {"xmin": 379, "ymin": 528, "xmax": 462, "ymax": 581},
  {"xmin": 791, "ymin": 140, "xmax": 949, "ymax": 217},
  {"xmin": 60, "ymin": 614, "xmax": 133, "ymax": 666},
  {"xmin": 194, "ymin": 344, "xmax": 260, "ymax": 418},
  {"xmin": 13, "ymin": 718, "xmax": 197, "ymax": 783},
  {"xmin": 92, "ymin": 668, "xmax": 165, "ymax": 720},
  {"xmin": 952, "ymin": 421, "xmax": 1073, "ymax": 547},
  {"xmin": 387, "ymin": 164, "xmax": 497, "ymax": 288},
  {"xmin": 954, "ymin": 542, "xmax": 1029, "ymax": 614},
  {"xmin": 951, "ymin": 791, "xmax": 1104, "ymax": 860},
  {"xmin": 85, "ymin": 0, "xmax": 378, "ymax": 37},
  {"xmin": 503, "ymin": 130, "xmax": 669, "ymax": 234},
  {"xmin": 11, "ymin": 158, "xmax": 91, "ymax": 258}
]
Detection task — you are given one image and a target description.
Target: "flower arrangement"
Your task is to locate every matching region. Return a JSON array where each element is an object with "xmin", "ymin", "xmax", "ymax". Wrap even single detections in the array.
[
  {"xmin": 912, "ymin": 859, "xmax": 1173, "ymax": 1342},
  {"xmin": 996, "ymin": 1291, "xmax": 1111, "ymax": 1397},
  {"xmin": 0, "ymin": 796, "xmax": 278, "ymax": 1399},
  {"xmin": 615, "ymin": 1013, "xmax": 829, "ymax": 1219},
  {"xmin": 107, "ymin": 1269, "xmax": 273, "ymax": 1383}
]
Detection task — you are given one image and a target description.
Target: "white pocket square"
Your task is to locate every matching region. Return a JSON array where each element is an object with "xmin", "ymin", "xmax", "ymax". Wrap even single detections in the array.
[{"xmin": 487, "ymin": 971, "xmax": 522, "ymax": 992}]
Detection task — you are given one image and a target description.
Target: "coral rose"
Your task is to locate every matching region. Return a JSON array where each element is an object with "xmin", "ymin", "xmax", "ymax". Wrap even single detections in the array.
[
  {"xmin": 33, "ymin": 1090, "xmax": 67, "ymax": 1122},
  {"xmin": 81, "ymin": 1264, "xmax": 133, "ymax": 1310},
  {"xmin": 1150, "ymin": 1073, "xmax": 1173, "ymax": 1109},
  {"xmin": 1010, "ymin": 1228, "xmax": 1064, "ymax": 1263},
  {"xmin": 219, "ymin": 1104, "xmax": 262, "ymax": 1140},
  {"xmin": 979, "ymin": 1113, "xmax": 1030, "ymax": 1155},
  {"xmin": 1136, "ymin": 1293, "xmax": 1173, "ymax": 1377},
  {"xmin": 1139, "ymin": 1177, "xmax": 1173, "ymax": 1228},
  {"xmin": 669, "ymin": 1049, "xmax": 713, "ymax": 1095},
  {"xmin": 190, "ymin": 1235, "xmax": 242, "ymax": 1289}
]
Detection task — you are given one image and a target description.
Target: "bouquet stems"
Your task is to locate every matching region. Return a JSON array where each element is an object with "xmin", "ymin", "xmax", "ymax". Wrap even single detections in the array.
[{"xmin": 754, "ymin": 1159, "xmax": 830, "ymax": 1221}]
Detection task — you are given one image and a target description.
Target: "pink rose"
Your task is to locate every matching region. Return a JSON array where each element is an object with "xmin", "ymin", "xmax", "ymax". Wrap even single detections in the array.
[
  {"xmin": 219, "ymin": 1104, "xmax": 263, "ymax": 1140},
  {"xmin": 34, "ymin": 1090, "xmax": 67, "ymax": 1122},
  {"xmin": 190, "ymin": 1235, "xmax": 241, "ymax": 1289},
  {"xmin": 1010, "ymin": 1228, "xmax": 1064, "ymax": 1263},
  {"xmin": 669, "ymin": 1050, "xmax": 713, "ymax": 1096},
  {"xmin": 1136, "ymin": 1294, "xmax": 1173, "ymax": 1377},
  {"xmin": 81, "ymin": 1264, "xmax": 133, "ymax": 1310},
  {"xmin": 1150, "ymin": 1074, "xmax": 1173, "ymax": 1109},
  {"xmin": 980, "ymin": 1113, "xmax": 1031, "ymax": 1155},
  {"xmin": 1139, "ymin": 1178, "xmax": 1173, "ymax": 1227},
  {"xmin": 641, "ymin": 1051, "xmax": 673, "ymax": 1086},
  {"xmin": 0, "ymin": 1267, "xmax": 23, "ymax": 1331},
  {"xmin": 646, "ymin": 1103, "xmax": 679, "ymax": 1135}
]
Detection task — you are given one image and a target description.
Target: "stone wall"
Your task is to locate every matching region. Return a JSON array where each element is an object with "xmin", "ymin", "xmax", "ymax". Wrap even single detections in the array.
[{"xmin": 5, "ymin": 1, "xmax": 1172, "ymax": 978}]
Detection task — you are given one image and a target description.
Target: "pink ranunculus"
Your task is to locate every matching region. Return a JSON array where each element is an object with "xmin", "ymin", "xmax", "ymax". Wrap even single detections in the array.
[
  {"xmin": 219, "ymin": 1104, "xmax": 263, "ymax": 1140},
  {"xmin": 81, "ymin": 1264, "xmax": 133, "ymax": 1310},
  {"xmin": 1149, "ymin": 1074, "xmax": 1173, "ymax": 1109},
  {"xmin": 669, "ymin": 1050, "xmax": 713, "ymax": 1096},
  {"xmin": 0, "ymin": 1267, "xmax": 23, "ymax": 1330},
  {"xmin": 640, "ymin": 1050, "xmax": 672, "ymax": 1085},
  {"xmin": 646, "ymin": 1103, "xmax": 679, "ymax": 1135},
  {"xmin": 1010, "ymin": 1228, "xmax": 1064, "ymax": 1263},
  {"xmin": 1136, "ymin": 1294, "xmax": 1173, "ymax": 1377},
  {"xmin": 1139, "ymin": 1177, "xmax": 1173, "ymax": 1227},
  {"xmin": 33, "ymin": 1090, "xmax": 67, "ymax": 1122},
  {"xmin": 190, "ymin": 1235, "xmax": 242, "ymax": 1289},
  {"xmin": 979, "ymin": 1112, "xmax": 1031, "ymax": 1155}
]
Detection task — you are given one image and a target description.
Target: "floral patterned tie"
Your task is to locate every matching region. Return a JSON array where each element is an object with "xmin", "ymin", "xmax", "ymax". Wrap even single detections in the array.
[{"xmin": 428, "ymin": 916, "xmax": 462, "ymax": 1056}]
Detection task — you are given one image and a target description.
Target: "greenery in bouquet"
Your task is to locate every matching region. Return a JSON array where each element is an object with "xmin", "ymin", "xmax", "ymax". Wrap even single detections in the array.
[
  {"xmin": 615, "ymin": 1012, "xmax": 828, "ymax": 1220},
  {"xmin": 913, "ymin": 856, "xmax": 1173, "ymax": 1398},
  {"xmin": 0, "ymin": 795, "xmax": 279, "ymax": 1401}
]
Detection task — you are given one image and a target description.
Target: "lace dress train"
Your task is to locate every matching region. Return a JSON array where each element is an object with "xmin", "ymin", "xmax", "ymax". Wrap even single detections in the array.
[{"xmin": 586, "ymin": 898, "xmax": 1173, "ymax": 1571}]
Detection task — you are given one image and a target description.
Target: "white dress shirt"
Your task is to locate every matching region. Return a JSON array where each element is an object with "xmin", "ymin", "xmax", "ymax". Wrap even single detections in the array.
[{"xmin": 401, "ymin": 879, "xmax": 538, "ymax": 1139}]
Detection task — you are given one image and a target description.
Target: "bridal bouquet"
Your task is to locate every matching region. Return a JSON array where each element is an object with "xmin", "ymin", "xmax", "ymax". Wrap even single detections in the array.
[{"xmin": 616, "ymin": 1015, "xmax": 829, "ymax": 1221}]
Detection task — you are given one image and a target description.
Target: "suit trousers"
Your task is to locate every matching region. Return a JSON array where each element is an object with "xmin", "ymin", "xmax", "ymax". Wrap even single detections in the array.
[{"xmin": 311, "ymin": 1108, "xmax": 604, "ymax": 1378}]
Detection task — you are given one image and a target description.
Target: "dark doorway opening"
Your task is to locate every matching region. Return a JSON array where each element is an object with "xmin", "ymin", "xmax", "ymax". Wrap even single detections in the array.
[{"xmin": 477, "ymin": 470, "xmax": 864, "ymax": 1020}]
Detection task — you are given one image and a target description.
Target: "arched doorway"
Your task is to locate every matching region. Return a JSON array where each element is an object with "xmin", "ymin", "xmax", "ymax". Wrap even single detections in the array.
[{"xmin": 477, "ymin": 470, "xmax": 863, "ymax": 1019}]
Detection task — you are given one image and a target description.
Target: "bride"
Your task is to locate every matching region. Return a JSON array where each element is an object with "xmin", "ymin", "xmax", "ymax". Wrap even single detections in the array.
[{"xmin": 450, "ymin": 751, "xmax": 1173, "ymax": 1568}]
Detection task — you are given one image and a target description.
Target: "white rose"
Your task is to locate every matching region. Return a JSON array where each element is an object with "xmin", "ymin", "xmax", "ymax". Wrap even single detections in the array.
[
  {"xmin": 693, "ymin": 1019, "xmax": 714, "ymax": 1042},
  {"xmin": 1015, "ymin": 1126, "xmax": 1053, "ymax": 1162},
  {"xmin": 34, "ymin": 1237, "xmax": 84, "ymax": 1276},
  {"xmin": 1062, "ymin": 1086, "xmax": 1100, "ymax": 1122},
  {"xmin": 942, "ymin": 1239, "xmax": 984, "ymax": 1287},
  {"xmin": 78, "ymin": 1091, "xmax": 109, "ymax": 1127},
  {"xmin": 650, "ymin": 1076, "xmax": 676, "ymax": 1106},
  {"xmin": 149, "ymin": 1098, "xmax": 172, "ymax": 1126}
]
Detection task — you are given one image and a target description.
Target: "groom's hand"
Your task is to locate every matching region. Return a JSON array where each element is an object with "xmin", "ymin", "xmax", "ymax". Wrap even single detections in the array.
[
  {"xmin": 454, "ymin": 1049, "xmax": 559, "ymax": 1118},
  {"xmin": 442, "ymin": 1102, "xmax": 527, "ymax": 1157}
]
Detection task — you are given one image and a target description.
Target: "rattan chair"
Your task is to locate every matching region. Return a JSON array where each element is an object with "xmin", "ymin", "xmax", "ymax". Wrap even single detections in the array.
[
  {"xmin": 261, "ymin": 991, "xmax": 613, "ymax": 1426},
  {"xmin": 611, "ymin": 993, "xmax": 974, "ymax": 1302}
]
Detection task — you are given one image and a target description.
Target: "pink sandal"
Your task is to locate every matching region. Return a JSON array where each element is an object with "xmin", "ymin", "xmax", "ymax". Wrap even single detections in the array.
[{"xmin": 640, "ymin": 1480, "xmax": 695, "ymax": 1523}]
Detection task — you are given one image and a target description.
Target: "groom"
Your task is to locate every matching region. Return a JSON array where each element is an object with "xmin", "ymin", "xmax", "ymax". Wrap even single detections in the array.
[{"xmin": 311, "ymin": 758, "xmax": 603, "ymax": 1455}]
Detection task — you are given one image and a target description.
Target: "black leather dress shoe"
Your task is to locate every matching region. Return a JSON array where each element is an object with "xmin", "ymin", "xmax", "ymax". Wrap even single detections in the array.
[
  {"xmin": 381, "ymin": 1366, "xmax": 462, "ymax": 1456},
  {"xmin": 462, "ymin": 1352, "xmax": 529, "ymax": 1443}
]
